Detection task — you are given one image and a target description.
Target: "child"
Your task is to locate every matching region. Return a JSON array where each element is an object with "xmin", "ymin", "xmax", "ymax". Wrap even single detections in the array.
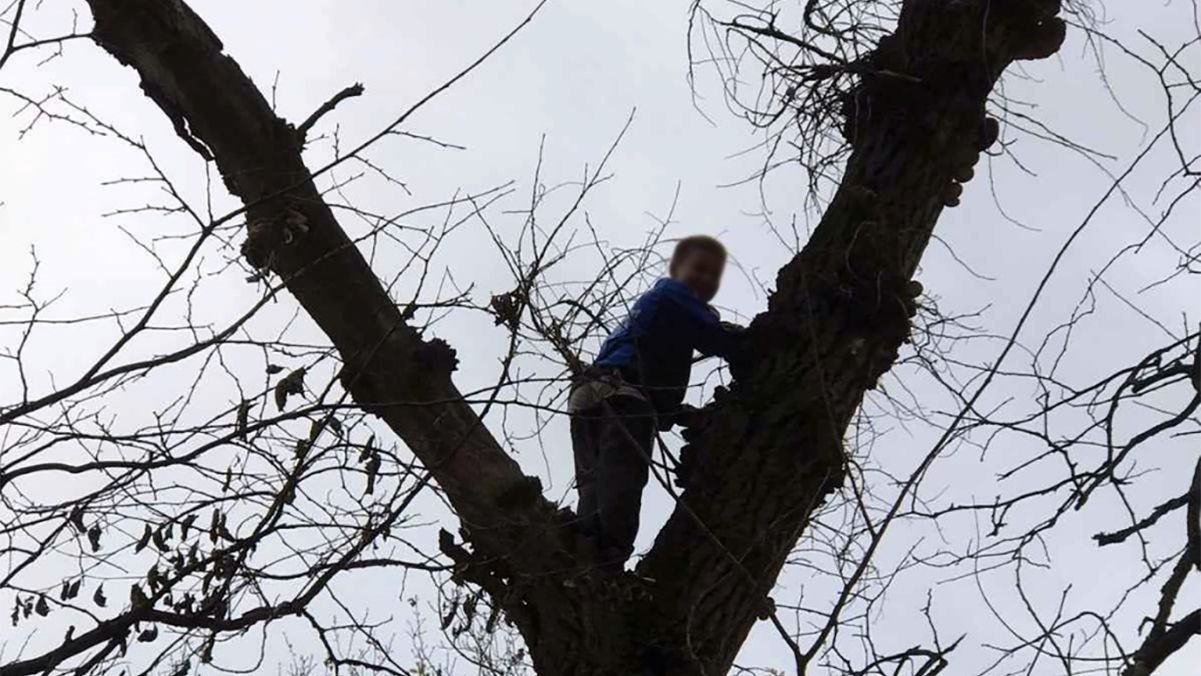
[{"xmin": 569, "ymin": 235, "xmax": 744, "ymax": 572}]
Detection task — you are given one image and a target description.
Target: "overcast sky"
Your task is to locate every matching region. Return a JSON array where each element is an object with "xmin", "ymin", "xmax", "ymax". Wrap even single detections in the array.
[{"xmin": 2, "ymin": 1, "xmax": 1198, "ymax": 674}]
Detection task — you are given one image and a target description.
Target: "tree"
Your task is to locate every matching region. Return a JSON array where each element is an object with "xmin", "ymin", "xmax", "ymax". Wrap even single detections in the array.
[{"xmin": 1, "ymin": 1, "xmax": 1196, "ymax": 675}]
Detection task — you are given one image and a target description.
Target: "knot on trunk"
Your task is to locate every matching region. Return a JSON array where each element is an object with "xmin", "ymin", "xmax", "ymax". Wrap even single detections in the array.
[
  {"xmin": 495, "ymin": 474, "xmax": 543, "ymax": 510},
  {"xmin": 985, "ymin": 0, "xmax": 1067, "ymax": 62},
  {"xmin": 414, "ymin": 337, "xmax": 459, "ymax": 375},
  {"xmin": 337, "ymin": 332, "xmax": 456, "ymax": 411},
  {"xmin": 891, "ymin": 0, "xmax": 1066, "ymax": 71},
  {"xmin": 241, "ymin": 205, "xmax": 312, "ymax": 270},
  {"xmin": 841, "ymin": 0, "xmax": 1064, "ymax": 152}
]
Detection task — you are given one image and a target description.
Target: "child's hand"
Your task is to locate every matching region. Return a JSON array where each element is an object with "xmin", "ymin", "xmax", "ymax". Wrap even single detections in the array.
[
  {"xmin": 674, "ymin": 403, "xmax": 707, "ymax": 430},
  {"xmin": 720, "ymin": 322, "xmax": 753, "ymax": 380},
  {"xmin": 662, "ymin": 403, "xmax": 709, "ymax": 432}
]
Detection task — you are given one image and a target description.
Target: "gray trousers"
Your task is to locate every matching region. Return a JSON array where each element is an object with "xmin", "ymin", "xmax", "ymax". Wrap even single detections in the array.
[{"xmin": 570, "ymin": 395, "xmax": 654, "ymax": 571}]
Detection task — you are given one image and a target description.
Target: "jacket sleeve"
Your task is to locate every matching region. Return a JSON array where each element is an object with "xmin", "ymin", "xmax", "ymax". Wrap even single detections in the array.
[{"xmin": 660, "ymin": 283, "xmax": 742, "ymax": 360}]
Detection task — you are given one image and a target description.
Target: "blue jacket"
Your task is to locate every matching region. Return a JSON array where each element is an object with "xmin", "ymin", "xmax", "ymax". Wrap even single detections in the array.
[{"xmin": 594, "ymin": 278, "xmax": 741, "ymax": 414}]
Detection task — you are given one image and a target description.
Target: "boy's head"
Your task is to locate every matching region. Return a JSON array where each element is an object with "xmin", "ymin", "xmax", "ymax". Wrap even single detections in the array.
[{"xmin": 669, "ymin": 235, "xmax": 727, "ymax": 302}]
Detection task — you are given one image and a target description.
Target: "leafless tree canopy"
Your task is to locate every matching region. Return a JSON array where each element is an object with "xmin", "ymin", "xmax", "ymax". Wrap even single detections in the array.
[{"xmin": 1, "ymin": 0, "xmax": 1197, "ymax": 675}]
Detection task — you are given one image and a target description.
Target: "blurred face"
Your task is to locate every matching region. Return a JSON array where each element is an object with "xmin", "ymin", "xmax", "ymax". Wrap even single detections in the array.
[{"xmin": 673, "ymin": 248, "xmax": 725, "ymax": 302}]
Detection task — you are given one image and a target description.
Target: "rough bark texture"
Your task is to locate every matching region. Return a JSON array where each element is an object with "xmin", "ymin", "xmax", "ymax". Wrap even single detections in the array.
[
  {"xmin": 81, "ymin": 1, "xmax": 1065, "ymax": 674},
  {"xmin": 85, "ymin": 0, "xmax": 583, "ymax": 650},
  {"xmin": 636, "ymin": 3, "xmax": 1066, "ymax": 672}
]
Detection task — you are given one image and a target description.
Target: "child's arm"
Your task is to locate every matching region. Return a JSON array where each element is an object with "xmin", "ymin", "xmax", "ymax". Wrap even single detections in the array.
[{"xmin": 660, "ymin": 282, "xmax": 744, "ymax": 361}]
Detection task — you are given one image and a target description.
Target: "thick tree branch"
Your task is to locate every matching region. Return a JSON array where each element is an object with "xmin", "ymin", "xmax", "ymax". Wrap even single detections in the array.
[
  {"xmin": 1123, "ymin": 608, "xmax": 1200, "ymax": 676},
  {"xmin": 637, "ymin": 1, "xmax": 1067, "ymax": 673},
  {"xmin": 82, "ymin": 0, "xmax": 578, "ymax": 646}
]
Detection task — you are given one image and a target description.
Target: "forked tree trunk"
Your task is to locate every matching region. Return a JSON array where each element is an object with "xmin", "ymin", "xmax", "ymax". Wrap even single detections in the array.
[{"xmin": 80, "ymin": 1, "xmax": 1065, "ymax": 674}]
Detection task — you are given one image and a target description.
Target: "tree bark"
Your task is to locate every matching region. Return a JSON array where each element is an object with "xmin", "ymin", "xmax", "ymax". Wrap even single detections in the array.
[
  {"xmin": 79, "ymin": 1, "xmax": 1066, "ymax": 674},
  {"xmin": 84, "ymin": 0, "xmax": 581, "ymax": 651},
  {"xmin": 634, "ymin": 1, "xmax": 1067, "ymax": 669}
]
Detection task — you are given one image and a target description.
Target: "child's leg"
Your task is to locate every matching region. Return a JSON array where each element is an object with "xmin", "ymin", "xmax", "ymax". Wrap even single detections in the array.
[
  {"xmin": 570, "ymin": 412, "xmax": 601, "ymax": 540},
  {"xmin": 593, "ymin": 396, "xmax": 654, "ymax": 570}
]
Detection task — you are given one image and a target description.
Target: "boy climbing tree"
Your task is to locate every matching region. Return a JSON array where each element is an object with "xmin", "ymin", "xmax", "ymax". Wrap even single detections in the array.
[{"xmin": 569, "ymin": 236, "xmax": 745, "ymax": 572}]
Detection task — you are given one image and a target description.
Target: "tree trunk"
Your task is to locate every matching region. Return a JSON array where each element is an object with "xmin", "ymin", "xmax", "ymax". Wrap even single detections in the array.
[
  {"xmin": 80, "ymin": 1, "xmax": 1065, "ymax": 674},
  {"xmin": 84, "ymin": 0, "xmax": 590, "ymax": 654},
  {"xmin": 630, "ymin": 2, "xmax": 1065, "ymax": 672}
]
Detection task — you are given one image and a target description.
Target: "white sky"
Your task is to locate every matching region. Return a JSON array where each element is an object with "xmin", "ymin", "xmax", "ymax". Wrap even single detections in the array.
[{"xmin": 2, "ymin": 1, "xmax": 1198, "ymax": 674}]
